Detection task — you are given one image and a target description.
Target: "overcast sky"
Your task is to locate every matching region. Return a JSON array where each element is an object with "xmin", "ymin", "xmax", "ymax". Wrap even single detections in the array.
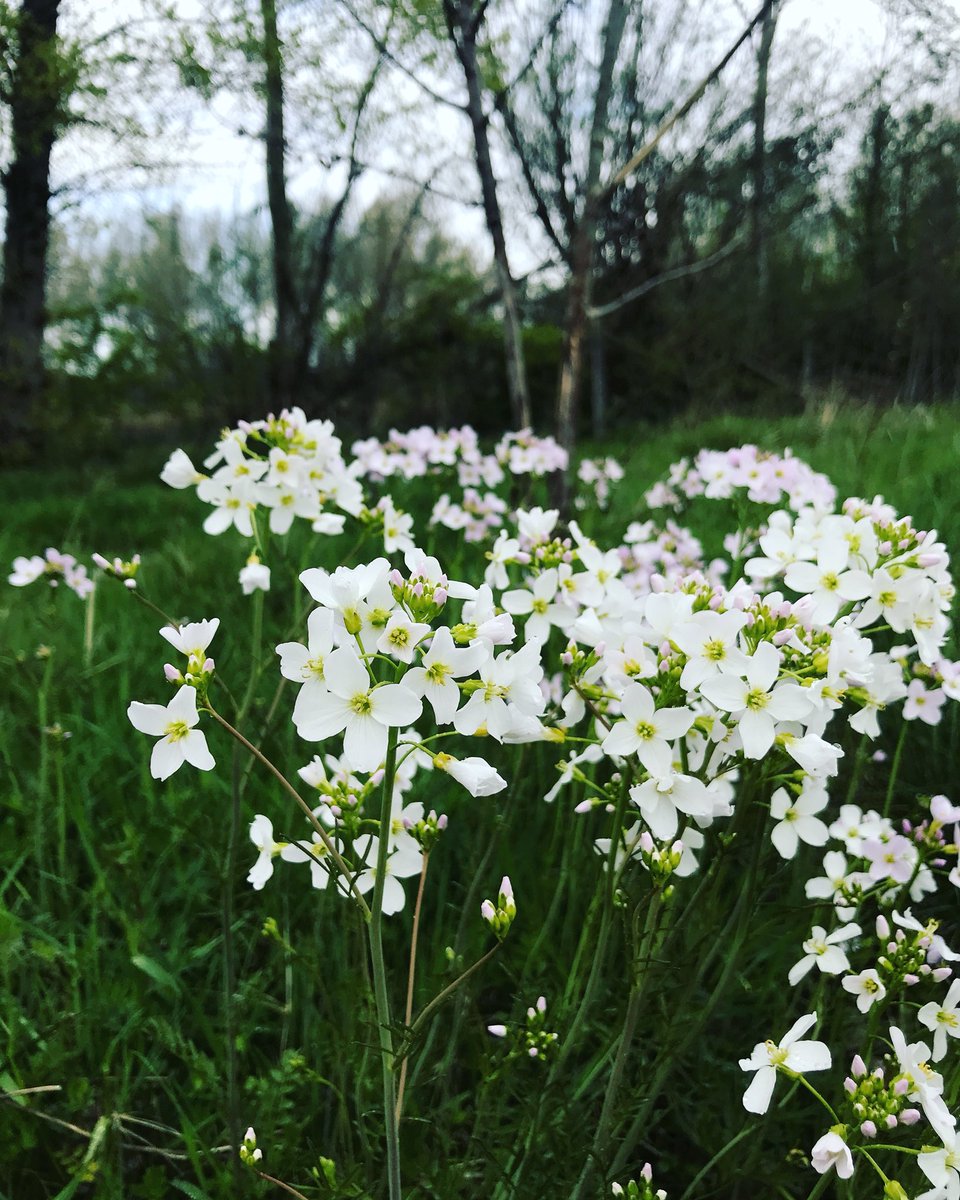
[{"xmin": 50, "ymin": 0, "xmax": 959, "ymax": 269}]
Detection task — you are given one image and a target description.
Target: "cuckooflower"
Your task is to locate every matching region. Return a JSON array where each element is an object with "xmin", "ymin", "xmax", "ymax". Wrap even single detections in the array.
[
  {"xmin": 788, "ymin": 923, "xmax": 861, "ymax": 986},
  {"xmin": 127, "ymin": 684, "xmax": 215, "ymax": 780},
  {"xmin": 292, "ymin": 645, "xmax": 422, "ymax": 772},
  {"xmin": 739, "ymin": 1012, "xmax": 831, "ymax": 1114},
  {"xmin": 810, "ymin": 1130, "xmax": 854, "ymax": 1179},
  {"xmin": 919, "ymin": 979, "xmax": 960, "ymax": 1062}
]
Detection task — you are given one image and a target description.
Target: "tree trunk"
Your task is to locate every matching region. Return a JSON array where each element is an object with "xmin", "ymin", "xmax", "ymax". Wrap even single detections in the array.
[
  {"xmin": 750, "ymin": 0, "xmax": 778, "ymax": 309},
  {"xmin": 260, "ymin": 0, "xmax": 297, "ymax": 408},
  {"xmin": 0, "ymin": 0, "xmax": 62, "ymax": 456},
  {"xmin": 554, "ymin": 0, "xmax": 629, "ymax": 492},
  {"xmin": 445, "ymin": 0, "xmax": 532, "ymax": 430},
  {"xmin": 589, "ymin": 315, "xmax": 608, "ymax": 439}
]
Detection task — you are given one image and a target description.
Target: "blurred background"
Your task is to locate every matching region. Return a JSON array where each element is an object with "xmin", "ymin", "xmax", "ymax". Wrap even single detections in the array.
[{"xmin": 0, "ymin": 0, "xmax": 958, "ymax": 461}]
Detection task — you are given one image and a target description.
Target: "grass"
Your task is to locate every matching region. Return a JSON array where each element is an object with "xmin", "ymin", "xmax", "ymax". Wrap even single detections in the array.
[{"xmin": 1, "ymin": 398, "xmax": 958, "ymax": 1199}]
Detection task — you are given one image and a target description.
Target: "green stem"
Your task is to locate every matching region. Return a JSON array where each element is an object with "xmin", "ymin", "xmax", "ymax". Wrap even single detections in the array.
[
  {"xmin": 571, "ymin": 891, "xmax": 664, "ymax": 1198},
  {"xmin": 883, "ymin": 722, "xmax": 908, "ymax": 819},
  {"xmin": 35, "ymin": 651, "xmax": 55, "ymax": 914},
  {"xmin": 206, "ymin": 708, "xmax": 369, "ymax": 918},
  {"xmin": 367, "ymin": 725, "xmax": 402, "ymax": 1200}
]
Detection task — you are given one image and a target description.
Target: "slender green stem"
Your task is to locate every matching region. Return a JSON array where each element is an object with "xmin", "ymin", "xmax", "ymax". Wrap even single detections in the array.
[
  {"xmin": 367, "ymin": 725, "xmax": 402, "ymax": 1200},
  {"xmin": 35, "ymin": 651, "xmax": 55, "ymax": 914},
  {"xmin": 884, "ymin": 721, "xmax": 908, "ymax": 818},
  {"xmin": 571, "ymin": 891, "xmax": 664, "ymax": 1199},
  {"xmin": 206, "ymin": 707, "xmax": 369, "ymax": 918},
  {"xmin": 406, "ymin": 944, "xmax": 501, "ymax": 1043},
  {"xmin": 396, "ymin": 852, "xmax": 430, "ymax": 1121}
]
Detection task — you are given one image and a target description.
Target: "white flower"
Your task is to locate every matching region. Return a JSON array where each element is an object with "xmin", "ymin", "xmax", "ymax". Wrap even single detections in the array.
[
  {"xmin": 601, "ymin": 685, "xmax": 695, "ymax": 776},
  {"xmin": 788, "ymin": 923, "xmax": 861, "ymax": 986},
  {"xmin": 351, "ymin": 833, "xmax": 422, "ymax": 915},
  {"xmin": 127, "ymin": 684, "xmax": 216, "ymax": 781},
  {"xmin": 239, "ymin": 559, "xmax": 271, "ymax": 594},
  {"xmin": 919, "ymin": 979, "xmax": 960, "ymax": 1062},
  {"xmin": 404, "ymin": 627, "xmax": 487, "ymax": 725},
  {"xmin": 629, "ymin": 771, "xmax": 714, "ymax": 841},
  {"xmin": 700, "ymin": 642, "xmax": 813, "ymax": 759},
  {"xmin": 842, "ymin": 969, "xmax": 886, "ymax": 1013},
  {"xmin": 247, "ymin": 814, "xmax": 307, "ymax": 889},
  {"xmin": 436, "ymin": 753, "xmax": 507, "ymax": 797},
  {"xmin": 769, "ymin": 785, "xmax": 830, "ymax": 859},
  {"xmin": 918, "ymin": 1122, "xmax": 960, "ymax": 1200},
  {"xmin": 810, "ymin": 1130, "xmax": 854, "ymax": 1179},
  {"xmin": 376, "ymin": 611, "xmax": 431, "ymax": 664},
  {"xmin": 739, "ymin": 1012, "xmax": 831, "ymax": 1114},
  {"xmin": 160, "ymin": 448, "xmax": 205, "ymax": 489},
  {"xmin": 159, "ymin": 618, "xmax": 220, "ymax": 659},
  {"xmin": 292, "ymin": 645, "xmax": 422, "ymax": 772},
  {"xmin": 889, "ymin": 1025, "xmax": 955, "ymax": 1131}
]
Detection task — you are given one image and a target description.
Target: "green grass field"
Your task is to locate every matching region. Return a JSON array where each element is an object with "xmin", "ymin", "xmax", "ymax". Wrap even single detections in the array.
[{"xmin": 2, "ymin": 399, "xmax": 959, "ymax": 1199}]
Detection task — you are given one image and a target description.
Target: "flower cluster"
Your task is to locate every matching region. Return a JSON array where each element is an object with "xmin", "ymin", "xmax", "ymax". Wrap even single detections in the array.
[
  {"xmin": 645, "ymin": 445, "xmax": 836, "ymax": 513},
  {"xmin": 487, "ymin": 995, "xmax": 559, "ymax": 1060},
  {"xmin": 9, "ymin": 547, "xmax": 94, "ymax": 599}
]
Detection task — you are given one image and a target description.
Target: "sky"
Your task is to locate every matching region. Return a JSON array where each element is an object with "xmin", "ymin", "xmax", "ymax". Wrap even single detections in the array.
[{"xmin": 49, "ymin": 0, "xmax": 959, "ymax": 271}]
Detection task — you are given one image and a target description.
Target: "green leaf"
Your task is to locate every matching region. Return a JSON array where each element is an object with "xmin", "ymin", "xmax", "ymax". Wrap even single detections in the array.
[
  {"xmin": 131, "ymin": 953, "xmax": 182, "ymax": 995},
  {"xmin": 172, "ymin": 1183, "xmax": 213, "ymax": 1200}
]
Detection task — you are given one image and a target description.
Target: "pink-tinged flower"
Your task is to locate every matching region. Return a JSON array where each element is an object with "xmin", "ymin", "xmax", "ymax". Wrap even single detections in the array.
[
  {"xmin": 903, "ymin": 679, "xmax": 947, "ymax": 725},
  {"xmin": 739, "ymin": 1012, "xmax": 831, "ymax": 1114},
  {"xmin": 127, "ymin": 684, "xmax": 215, "ymax": 781},
  {"xmin": 810, "ymin": 1131, "xmax": 854, "ymax": 1179},
  {"xmin": 863, "ymin": 834, "xmax": 917, "ymax": 883}
]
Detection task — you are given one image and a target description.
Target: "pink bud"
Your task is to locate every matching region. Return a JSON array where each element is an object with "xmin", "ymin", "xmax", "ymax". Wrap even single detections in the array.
[
  {"xmin": 860, "ymin": 1120, "xmax": 877, "ymax": 1138},
  {"xmin": 893, "ymin": 1078, "xmax": 909, "ymax": 1096},
  {"xmin": 639, "ymin": 832, "xmax": 655, "ymax": 854},
  {"xmin": 574, "ymin": 799, "xmax": 592, "ymax": 814},
  {"xmin": 487, "ymin": 1024, "xmax": 507, "ymax": 1038},
  {"xmin": 163, "ymin": 663, "xmax": 180, "ymax": 682},
  {"xmin": 202, "ymin": 657, "xmax": 215, "ymax": 674},
  {"xmin": 480, "ymin": 900, "xmax": 495, "ymax": 922},
  {"xmin": 536, "ymin": 995, "xmax": 547, "ymax": 1013},
  {"xmin": 919, "ymin": 553, "xmax": 942, "ymax": 568},
  {"xmin": 933, "ymin": 967, "xmax": 952, "ymax": 982},
  {"xmin": 885, "ymin": 1114, "xmax": 898, "ymax": 1129},
  {"xmin": 528, "ymin": 1046, "xmax": 538, "ymax": 1057},
  {"xmin": 876, "ymin": 915, "xmax": 890, "ymax": 939},
  {"xmin": 851, "ymin": 1054, "xmax": 867, "ymax": 1077},
  {"xmin": 641, "ymin": 1163, "xmax": 653, "ymax": 1182},
  {"xmin": 900, "ymin": 1108, "xmax": 921, "ymax": 1125},
  {"xmin": 434, "ymin": 588, "xmax": 447, "ymax": 605},
  {"xmin": 844, "ymin": 1077, "xmax": 857, "ymax": 1094},
  {"xmin": 904, "ymin": 973, "xmax": 919, "ymax": 986},
  {"xmin": 92, "ymin": 552, "xmax": 109, "ymax": 569},
  {"xmin": 437, "ymin": 814, "xmax": 448, "ymax": 830},
  {"xmin": 773, "ymin": 629, "xmax": 792, "ymax": 646}
]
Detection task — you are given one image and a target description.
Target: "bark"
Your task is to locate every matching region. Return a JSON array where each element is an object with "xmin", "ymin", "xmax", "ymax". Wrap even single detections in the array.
[
  {"xmin": 444, "ymin": 0, "xmax": 532, "ymax": 430},
  {"xmin": 750, "ymin": 0, "xmax": 778, "ymax": 306},
  {"xmin": 0, "ymin": 0, "xmax": 62, "ymax": 454},
  {"xmin": 260, "ymin": 0, "xmax": 297, "ymax": 407},
  {"xmin": 554, "ymin": 0, "xmax": 629, "ymax": 484}
]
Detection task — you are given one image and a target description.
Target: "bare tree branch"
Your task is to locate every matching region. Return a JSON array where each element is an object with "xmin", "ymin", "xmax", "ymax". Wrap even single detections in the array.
[
  {"xmin": 587, "ymin": 236, "xmax": 744, "ymax": 318},
  {"xmin": 336, "ymin": 0, "xmax": 466, "ymax": 112}
]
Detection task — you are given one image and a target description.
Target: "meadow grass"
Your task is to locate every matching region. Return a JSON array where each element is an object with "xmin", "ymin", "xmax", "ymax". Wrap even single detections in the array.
[{"xmin": 1, "ymin": 399, "xmax": 958, "ymax": 1199}]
